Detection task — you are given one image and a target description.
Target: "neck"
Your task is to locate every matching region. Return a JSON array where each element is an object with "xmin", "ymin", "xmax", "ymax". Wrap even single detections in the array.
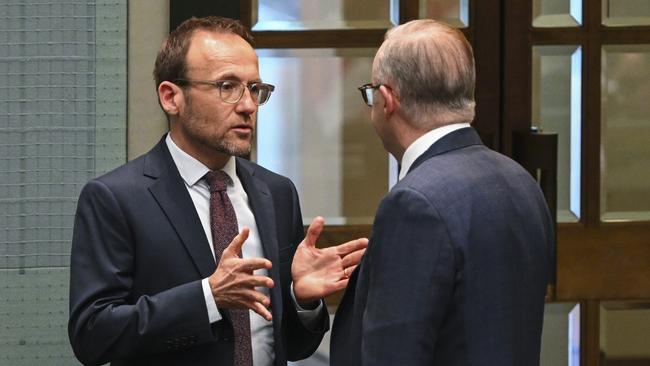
[
  {"xmin": 391, "ymin": 122, "xmax": 429, "ymax": 162},
  {"xmin": 168, "ymin": 130, "xmax": 230, "ymax": 170}
]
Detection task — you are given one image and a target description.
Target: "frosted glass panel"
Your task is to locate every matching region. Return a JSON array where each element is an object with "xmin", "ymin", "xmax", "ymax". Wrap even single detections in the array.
[
  {"xmin": 601, "ymin": 45, "xmax": 650, "ymax": 221},
  {"xmin": 257, "ymin": 49, "xmax": 387, "ymax": 225},
  {"xmin": 540, "ymin": 303, "xmax": 581, "ymax": 366},
  {"xmin": 603, "ymin": 0, "xmax": 650, "ymax": 26},
  {"xmin": 600, "ymin": 302, "xmax": 650, "ymax": 363},
  {"xmin": 532, "ymin": 0, "xmax": 582, "ymax": 27},
  {"xmin": 419, "ymin": 0, "xmax": 469, "ymax": 28},
  {"xmin": 532, "ymin": 46, "xmax": 582, "ymax": 222},
  {"xmin": 0, "ymin": 1, "xmax": 126, "ymax": 269},
  {"xmin": 0, "ymin": 268, "xmax": 75, "ymax": 365},
  {"xmin": 0, "ymin": 1, "xmax": 126, "ymax": 364},
  {"xmin": 253, "ymin": 0, "xmax": 397, "ymax": 30}
]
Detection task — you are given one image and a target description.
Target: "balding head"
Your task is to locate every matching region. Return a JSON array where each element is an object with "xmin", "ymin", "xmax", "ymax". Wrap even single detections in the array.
[{"xmin": 373, "ymin": 19, "xmax": 475, "ymax": 129}]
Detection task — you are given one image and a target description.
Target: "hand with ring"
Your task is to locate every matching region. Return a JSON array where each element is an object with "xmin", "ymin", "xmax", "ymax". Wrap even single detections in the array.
[{"xmin": 291, "ymin": 217, "xmax": 368, "ymax": 305}]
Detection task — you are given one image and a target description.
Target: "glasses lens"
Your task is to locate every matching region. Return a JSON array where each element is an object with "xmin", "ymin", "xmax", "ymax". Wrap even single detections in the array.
[
  {"xmin": 367, "ymin": 89, "xmax": 375, "ymax": 106},
  {"xmin": 358, "ymin": 84, "xmax": 375, "ymax": 106},
  {"xmin": 219, "ymin": 80, "xmax": 244, "ymax": 103},
  {"xmin": 252, "ymin": 83, "xmax": 274, "ymax": 105},
  {"xmin": 359, "ymin": 87, "xmax": 374, "ymax": 106},
  {"xmin": 249, "ymin": 84, "xmax": 262, "ymax": 104}
]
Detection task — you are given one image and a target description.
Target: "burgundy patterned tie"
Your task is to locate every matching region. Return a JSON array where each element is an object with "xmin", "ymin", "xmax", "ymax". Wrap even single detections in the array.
[{"xmin": 205, "ymin": 170, "xmax": 253, "ymax": 366}]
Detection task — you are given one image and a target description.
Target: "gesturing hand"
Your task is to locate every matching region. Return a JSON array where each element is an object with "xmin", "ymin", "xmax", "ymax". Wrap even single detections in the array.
[
  {"xmin": 208, "ymin": 228, "xmax": 275, "ymax": 321},
  {"xmin": 292, "ymin": 217, "xmax": 368, "ymax": 305}
]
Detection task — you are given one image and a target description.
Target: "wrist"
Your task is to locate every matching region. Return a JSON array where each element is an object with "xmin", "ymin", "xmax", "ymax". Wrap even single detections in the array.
[{"xmin": 291, "ymin": 282, "xmax": 320, "ymax": 309}]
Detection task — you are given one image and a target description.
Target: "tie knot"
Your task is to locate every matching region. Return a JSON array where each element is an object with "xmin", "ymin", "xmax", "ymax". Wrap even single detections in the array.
[{"xmin": 205, "ymin": 170, "xmax": 232, "ymax": 192}]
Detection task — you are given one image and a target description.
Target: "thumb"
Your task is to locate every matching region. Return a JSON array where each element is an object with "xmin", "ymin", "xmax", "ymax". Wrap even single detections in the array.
[
  {"xmin": 303, "ymin": 217, "xmax": 325, "ymax": 249},
  {"xmin": 223, "ymin": 227, "xmax": 249, "ymax": 257}
]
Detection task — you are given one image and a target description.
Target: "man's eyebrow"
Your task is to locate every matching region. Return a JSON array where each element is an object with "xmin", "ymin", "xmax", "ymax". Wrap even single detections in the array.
[
  {"xmin": 214, "ymin": 72, "xmax": 239, "ymax": 81},
  {"xmin": 214, "ymin": 73, "xmax": 262, "ymax": 83}
]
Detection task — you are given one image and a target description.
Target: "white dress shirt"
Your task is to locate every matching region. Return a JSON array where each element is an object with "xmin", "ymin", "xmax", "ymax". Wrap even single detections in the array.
[
  {"xmin": 398, "ymin": 123, "xmax": 471, "ymax": 181},
  {"xmin": 165, "ymin": 134, "xmax": 321, "ymax": 366}
]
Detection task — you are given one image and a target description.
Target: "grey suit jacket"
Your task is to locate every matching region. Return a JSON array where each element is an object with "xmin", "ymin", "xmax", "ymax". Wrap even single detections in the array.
[
  {"xmin": 331, "ymin": 127, "xmax": 554, "ymax": 366},
  {"xmin": 68, "ymin": 136, "xmax": 328, "ymax": 366}
]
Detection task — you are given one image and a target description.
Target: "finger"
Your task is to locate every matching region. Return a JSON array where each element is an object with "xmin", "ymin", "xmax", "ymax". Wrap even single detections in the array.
[
  {"xmin": 341, "ymin": 249, "xmax": 366, "ymax": 268},
  {"xmin": 343, "ymin": 265, "xmax": 358, "ymax": 277},
  {"xmin": 241, "ymin": 274, "xmax": 274, "ymax": 289},
  {"xmin": 238, "ymin": 257, "xmax": 273, "ymax": 272},
  {"xmin": 249, "ymin": 301, "xmax": 273, "ymax": 321},
  {"xmin": 223, "ymin": 227, "xmax": 250, "ymax": 257},
  {"xmin": 241, "ymin": 289, "xmax": 271, "ymax": 307},
  {"xmin": 303, "ymin": 216, "xmax": 325, "ymax": 249},
  {"xmin": 325, "ymin": 279, "xmax": 349, "ymax": 296},
  {"xmin": 335, "ymin": 237, "xmax": 369, "ymax": 257}
]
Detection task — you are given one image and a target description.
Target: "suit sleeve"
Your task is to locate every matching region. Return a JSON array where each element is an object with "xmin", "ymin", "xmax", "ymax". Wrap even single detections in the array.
[
  {"xmin": 68, "ymin": 180, "xmax": 217, "ymax": 366},
  {"xmin": 282, "ymin": 180, "xmax": 329, "ymax": 361},
  {"xmin": 361, "ymin": 187, "xmax": 456, "ymax": 366}
]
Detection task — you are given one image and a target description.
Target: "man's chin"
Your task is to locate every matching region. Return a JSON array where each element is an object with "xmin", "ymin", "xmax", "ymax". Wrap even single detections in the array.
[
  {"xmin": 231, "ymin": 148, "xmax": 252, "ymax": 159},
  {"xmin": 215, "ymin": 142, "xmax": 251, "ymax": 159}
]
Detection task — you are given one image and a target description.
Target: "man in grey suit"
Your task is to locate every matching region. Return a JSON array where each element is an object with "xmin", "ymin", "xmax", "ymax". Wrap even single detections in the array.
[
  {"xmin": 331, "ymin": 19, "xmax": 554, "ymax": 365},
  {"xmin": 68, "ymin": 16, "xmax": 367, "ymax": 366}
]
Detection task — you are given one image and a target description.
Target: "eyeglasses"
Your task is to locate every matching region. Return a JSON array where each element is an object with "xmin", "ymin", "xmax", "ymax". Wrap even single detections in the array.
[
  {"xmin": 174, "ymin": 79, "xmax": 276, "ymax": 106},
  {"xmin": 358, "ymin": 83, "xmax": 382, "ymax": 107}
]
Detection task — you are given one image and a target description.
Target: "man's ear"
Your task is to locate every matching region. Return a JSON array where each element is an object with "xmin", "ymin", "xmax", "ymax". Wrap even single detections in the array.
[
  {"xmin": 158, "ymin": 81, "xmax": 184, "ymax": 116},
  {"xmin": 379, "ymin": 85, "xmax": 398, "ymax": 117}
]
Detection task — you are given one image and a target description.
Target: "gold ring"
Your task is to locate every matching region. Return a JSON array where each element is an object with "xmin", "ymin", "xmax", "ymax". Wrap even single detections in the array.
[{"xmin": 343, "ymin": 267, "xmax": 349, "ymax": 279}]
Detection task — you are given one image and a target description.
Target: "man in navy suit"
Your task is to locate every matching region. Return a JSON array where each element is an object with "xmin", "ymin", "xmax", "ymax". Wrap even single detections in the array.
[
  {"xmin": 68, "ymin": 17, "xmax": 367, "ymax": 366},
  {"xmin": 331, "ymin": 19, "xmax": 554, "ymax": 365}
]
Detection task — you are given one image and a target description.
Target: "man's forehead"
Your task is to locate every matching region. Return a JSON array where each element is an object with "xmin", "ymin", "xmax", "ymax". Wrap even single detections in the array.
[
  {"xmin": 187, "ymin": 30, "xmax": 255, "ymax": 58},
  {"xmin": 185, "ymin": 30, "xmax": 258, "ymax": 72}
]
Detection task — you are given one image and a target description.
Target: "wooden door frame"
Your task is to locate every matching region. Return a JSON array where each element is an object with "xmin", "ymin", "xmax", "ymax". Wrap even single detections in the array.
[
  {"xmin": 503, "ymin": 0, "xmax": 650, "ymax": 300},
  {"xmin": 504, "ymin": 0, "xmax": 650, "ymax": 364}
]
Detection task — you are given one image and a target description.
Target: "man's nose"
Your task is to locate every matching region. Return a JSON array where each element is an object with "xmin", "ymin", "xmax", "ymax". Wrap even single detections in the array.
[{"xmin": 236, "ymin": 87, "xmax": 257, "ymax": 114}]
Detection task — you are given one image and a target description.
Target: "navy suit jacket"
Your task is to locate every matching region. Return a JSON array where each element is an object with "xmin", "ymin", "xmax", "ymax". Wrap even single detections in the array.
[
  {"xmin": 68, "ymin": 137, "xmax": 328, "ymax": 366},
  {"xmin": 331, "ymin": 128, "xmax": 554, "ymax": 366}
]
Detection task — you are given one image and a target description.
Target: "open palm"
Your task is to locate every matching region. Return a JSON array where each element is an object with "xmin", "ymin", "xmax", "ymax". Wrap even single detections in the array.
[{"xmin": 292, "ymin": 217, "xmax": 368, "ymax": 305}]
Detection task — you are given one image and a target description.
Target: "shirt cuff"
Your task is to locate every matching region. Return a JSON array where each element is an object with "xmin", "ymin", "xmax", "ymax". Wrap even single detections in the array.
[
  {"xmin": 290, "ymin": 282, "xmax": 323, "ymax": 330},
  {"xmin": 202, "ymin": 277, "xmax": 222, "ymax": 323}
]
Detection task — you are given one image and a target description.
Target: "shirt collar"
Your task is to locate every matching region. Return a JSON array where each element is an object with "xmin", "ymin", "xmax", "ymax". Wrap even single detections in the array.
[
  {"xmin": 398, "ymin": 123, "xmax": 471, "ymax": 180},
  {"xmin": 165, "ymin": 133, "xmax": 236, "ymax": 186}
]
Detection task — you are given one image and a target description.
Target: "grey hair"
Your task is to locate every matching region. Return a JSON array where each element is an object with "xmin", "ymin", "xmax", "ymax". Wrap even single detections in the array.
[{"xmin": 373, "ymin": 19, "xmax": 476, "ymax": 128}]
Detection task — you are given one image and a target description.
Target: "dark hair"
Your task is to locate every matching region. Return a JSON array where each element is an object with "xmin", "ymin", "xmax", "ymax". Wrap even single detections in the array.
[{"xmin": 153, "ymin": 16, "xmax": 254, "ymax": 89}]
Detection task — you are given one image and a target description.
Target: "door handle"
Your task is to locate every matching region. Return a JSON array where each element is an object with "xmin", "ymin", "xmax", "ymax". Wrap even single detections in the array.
[{"xmin": 512, "ymin": 128, "xmax": 558, "ymax": 298}]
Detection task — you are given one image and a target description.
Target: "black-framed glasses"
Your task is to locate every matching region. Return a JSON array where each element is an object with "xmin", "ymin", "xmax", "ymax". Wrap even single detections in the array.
[
  {"xmin": 358, "ymin": 83, "xmax": 381, "ymax": 107},
  {"xmin": 174, "ymin": 79, "xmax": 276, "ymax": 106}
]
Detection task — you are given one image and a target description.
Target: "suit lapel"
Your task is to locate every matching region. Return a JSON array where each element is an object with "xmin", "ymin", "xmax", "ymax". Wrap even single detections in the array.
[
  {"xmin": 145, "ymin": 138, "xmax": 216, "ymax": 278},
  {"xmin": 407, "ymin": 127, "xmax": 484, "ymax": 176},
  {"xmin": 236, "ymin": 159, "xmax": 283, "ymax": 320}
]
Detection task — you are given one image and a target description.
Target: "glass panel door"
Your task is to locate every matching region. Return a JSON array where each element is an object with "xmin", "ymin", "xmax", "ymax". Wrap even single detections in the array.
[
  {"xmin": 600, "ymin": 45, "xmax": 650, "ymax": 222},
  {"xmin": 253, "ymin": 0, "xmax": 398, "ymax": 30},
  {"xmin": 532, "ymin": 46, "xmax": 582, "ymax": 222},
  {"xmin": 257, "ymin": 48, "xmax": 386, "ymax": 224}
]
